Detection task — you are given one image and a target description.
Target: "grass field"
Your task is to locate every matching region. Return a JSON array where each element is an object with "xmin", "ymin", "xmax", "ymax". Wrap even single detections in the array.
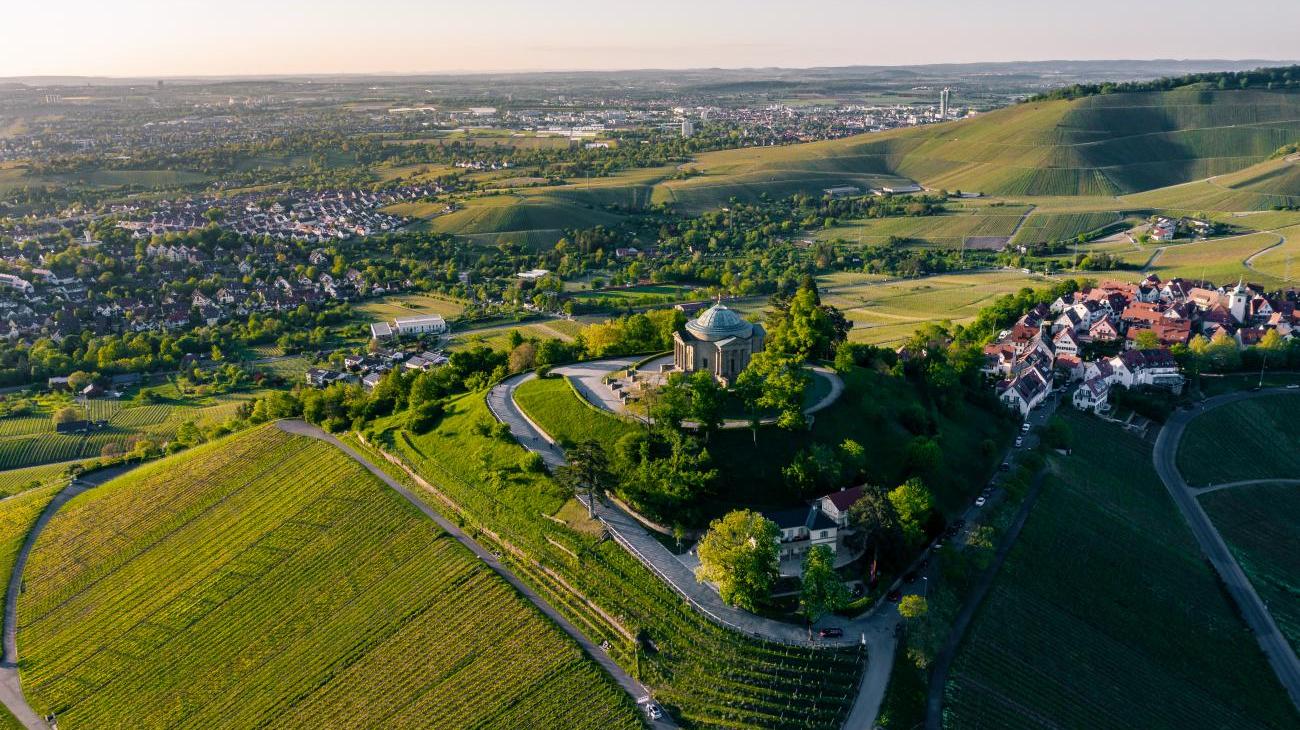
[
  {"xmin": 819, "ymin": 269, "xmax": 1052, "ymax": 346},
  {"xmin": 1177, "ymin": 393, "xmax": 1300, "ymax": 485},
  {"xmin": 514, "ymin": 376, "xmax": 639, "ymax": 447},
  {"xmin": 942, "ymin": 412, "xmax": 1298, "ymax": 730},
  {"xmin": 352, "ymin": 292, "xmax": 466, "ymax": 321},
  {"xmin": 1145, "ymin": 229, "xmax": 1295, "ymax": 286},
  {"xmin": 361, "ymin": 393, "xmax": 866, "ymax": 729},
  {"xmin": 1200, "ymin": 482, "xmax": 1300, "ymax": 656},
  {"xmin": 17, "ymin": 425, "xmax": 641, "ymax": 730}
]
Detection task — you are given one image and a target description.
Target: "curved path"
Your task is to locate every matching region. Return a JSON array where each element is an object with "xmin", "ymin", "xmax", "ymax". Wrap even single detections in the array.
[
  {"xmin": 1154, "ymin": 389, "xmax": 1300, "ymax": 711},
  {"xmin": 488, "ymin": 371, "xmax": 1033, "ymax": 728},
  {"xmin": 276, "ymin": 421, "xmax": 676, "ymax": 729},
  {"xmin": 550, "ymin": 356, "xmax": 845, "ymax": 429},
  {"xmin": 1193, "ymin": 478, "xmax": 1300, "ymax": 496},
  {"xmin": 0, "ymin": 462, "xmax": 141, "ymax": 730}
]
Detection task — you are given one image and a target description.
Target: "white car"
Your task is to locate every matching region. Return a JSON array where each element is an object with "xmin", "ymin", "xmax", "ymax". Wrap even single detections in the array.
[
  {"xmin": 1014, "ymin": 437, "xmax": 1024, "ymax": 447},
  {"xmin": 1020, "ymin": 423, "xmax": 1031, "ymax": 433},
  {"xmin": 975, "ymin": 496, "xmax": 987, "ymax": 507},
  {"xmin": 646, "ymin": 704, "xmax": 664, "ymax": 720}
]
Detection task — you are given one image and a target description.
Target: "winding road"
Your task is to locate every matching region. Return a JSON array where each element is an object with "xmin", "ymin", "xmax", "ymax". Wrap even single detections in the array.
[
  {"xmin": 0, "ymin": 462, "xmax": 141, "ymax": 730},
  {"xmin": 487, "ymin": 370, "xmax": 1033, "ymax": 728},
  {"xmin": 1153, "ymin": 389, "xmax": 1300, "ymax": 712}
]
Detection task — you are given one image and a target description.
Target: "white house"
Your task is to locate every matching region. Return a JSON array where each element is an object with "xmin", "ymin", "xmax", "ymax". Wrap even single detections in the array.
[
  {"xmin": 818, "ymin": 486, "xmax": 866, "ymax": 528},
  {"xmin": 1072, "ymin": 376, "xmax": 1111, "ymax": 414},
  {"xmin": 393, "ymin": 314, "xmax": 447, "ymax": 336}
]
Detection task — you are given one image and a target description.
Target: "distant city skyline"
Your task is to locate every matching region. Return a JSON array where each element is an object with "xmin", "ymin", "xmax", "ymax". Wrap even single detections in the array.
[{"xmin": 3, "ymin": 0, "xmax": 1298, "ymax": 78}]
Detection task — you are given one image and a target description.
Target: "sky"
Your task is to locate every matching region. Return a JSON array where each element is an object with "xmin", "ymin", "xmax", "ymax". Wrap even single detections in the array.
[{"xmin": 3, "ymin": 0, "xmax": 1297, "ymax": 77}]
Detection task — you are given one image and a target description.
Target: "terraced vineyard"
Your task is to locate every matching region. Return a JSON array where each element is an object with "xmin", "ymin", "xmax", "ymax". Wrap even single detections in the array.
[
  {"xmin": 17, "ymin": 425, "xmax": 641, "ymax": 730},
  {"xmin": 1177, "ymin": 393, "xmax": 1300, "ymax": 485},
  {"xmin": 942, "ymin": 413, "xmax": 1298, "ymax": 729},
  {"xmin": 817, "ymin": 208, "xmax": 1029, "ymax": 248},
  {"xmin": 1201, "ymin": 483, "xmax": 1300, "ymax": 655},
  {"xmin": 357, "ymin": 393, "xmax": 865, "ymax": 729}
]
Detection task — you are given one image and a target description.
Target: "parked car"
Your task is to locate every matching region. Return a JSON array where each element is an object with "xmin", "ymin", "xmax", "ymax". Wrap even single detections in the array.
[
  {"xmin": 953, "ymin": 519, "xmax": 966, "ymax": 529},
  {"xmin": 1020, "ymin": 423, "xmax": 1031, "ymax": 433},
  {"xmin": 887, "ymin": 589, "xmax": 903, "ymax": 602},
  {"xmin": 1014, "ymin": 437, "xmax": 1024, "ymax": 447},
  {"xmin": 819, "ymin": 627, "xmax": 844, "ymax": 638},
  {"xmin": 645, "ymin": 703, "xmax": 663, "ymax": 720},
  {"xmin": 903, "ymin": 571, "xmax": 918, "ymax": 584},
  {"xmin": 975, "ymin": 496, "xmax": 987, "ymax": 507},
  {"xmin": 999, "ymin": 462, "xmax": 1011, "ymax": 471}
]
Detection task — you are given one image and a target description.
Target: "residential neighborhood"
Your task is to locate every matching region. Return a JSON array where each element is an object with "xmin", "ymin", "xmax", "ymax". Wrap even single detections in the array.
[{"xmin": 985, "ymin": 274, "xmax": 1298, "ymax": 415}]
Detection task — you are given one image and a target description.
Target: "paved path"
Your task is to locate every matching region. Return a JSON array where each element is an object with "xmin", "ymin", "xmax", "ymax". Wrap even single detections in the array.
[
  {"xmin": 487, "ymin": 372, "xmax": 1042, "ymax": 728},
  {"xmin": 0, "ymin": 461, "xmax": 141, "ymax": 730},
  {"xmin": 277, "ymin": 421, "xmax": 675, "ymax": 728},
  {"xmin": 551, "ymin": 356, "xmax": 846, "ymax": 430},
  {"xmin": 1154, "ymin": 390, "xmax": 1300, "ymax": 712},
  {"xmin": 1193, "ymin": 478, "xmax": 1300, "ymax": 496}
]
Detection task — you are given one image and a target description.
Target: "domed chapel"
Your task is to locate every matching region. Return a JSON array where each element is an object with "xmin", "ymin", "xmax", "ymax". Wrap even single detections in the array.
[{"xmin": 671, "ymin": 302, "xmax": 766, "ymax": 386}]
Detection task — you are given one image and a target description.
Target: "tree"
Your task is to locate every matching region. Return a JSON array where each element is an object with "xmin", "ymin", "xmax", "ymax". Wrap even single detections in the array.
[
  {"xmin": 52, "ymin": 406, "xmax": 81, "ymax": 425},
  {"xmin": 898, "ymin": 594, "xmax": 928, "ymax": 620},
  {"xmin": 847, "ymin": 489, "xmax": 906, "ymax": 567},
  {"xmin": 695, "ymin": 509, "xmax": 780, "ymax": 611},
  {"xmin": 508, "ymin": 342, "xmax": 537, "ymax": 373},
  {"xmin": 800, "ymin": 544, "xmax": 849, "ymax": 622},
  {"xmin": 1132, "ymin": 329, "xmax": 1160, "ymax": 350},
  {"xmin": 686, "ymin": 370, "xmax": 726, "ymax": 436},
  {"xmin": 888, "ymin": 478, "xmax": 934, "ymax": 547},
  {"xmin": 554, "ymin": 440, "xmax": 613, "ymax": 518}
]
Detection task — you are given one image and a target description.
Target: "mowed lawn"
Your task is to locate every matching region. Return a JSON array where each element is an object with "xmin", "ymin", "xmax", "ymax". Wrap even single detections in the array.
[
  {"xmin": 943, "ymin": 413, "xmax": 1298, "ymax": 730},
  {"xmin": 1200, "ymin": 483, "xmax": 1300, "ymax": 656},
  {"xmin": 514, "ymin": 376, "xmax": 639, "ymax": 446},
  {"xmin": 17, "ymin": 425, "xmax": 640, "ymax": 730},
  {"xmin": 1177, "ymin": 394, "xmax": 1300, "ymax": 485}
]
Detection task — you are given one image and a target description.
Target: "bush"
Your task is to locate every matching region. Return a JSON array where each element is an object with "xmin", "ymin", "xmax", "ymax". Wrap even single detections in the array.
[
  {"xmin": 406, "ymin": 401, "xmax": 445, "ymax": 434},
  {"xmin": 518, "ymin": 451, "xmax": 545, "ymax": 473}
]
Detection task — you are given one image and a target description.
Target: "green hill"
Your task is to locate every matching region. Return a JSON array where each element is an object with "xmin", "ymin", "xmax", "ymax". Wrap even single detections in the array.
[
  {"xmin": 677, "ymin": 87, "xmax": 1300, "ymax": 199},
  {"xmin": 16, "ymin": 425, "xmax": 640, "ymax": 730}
]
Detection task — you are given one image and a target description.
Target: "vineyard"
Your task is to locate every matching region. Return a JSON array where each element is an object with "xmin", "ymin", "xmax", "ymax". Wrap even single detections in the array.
[
  {"xmin": 356, "ymin": 393, "xmax": 866, "ymax": 729},
  {"xmin": 0, "ymin": 390, "xmax": 268, "ymax": 471},
  {"xmin": 0, "ymin": 483, "xmax": 62, "ymax": 621},
  {"xmin": 942, "ymin": 413, "xmax": 1298, "ymax": 730},
  {"xmin": 1201, "ymin": 483, "xmax": 1300, "ymax": 655},
  {"xmin": 1010, "ymin": 211, "xmax": 1122, "ymax": 245},
  {"xmin": 17, "ymin": 425, "xmax": 641, "ymax": 730},
  {"xmin": 0, "ymin": 460, "xmax": 88, "ymax": 498},
  {"xmin": 1177, "ymin": 394, "xmax": 1300, "ymax": 485}
]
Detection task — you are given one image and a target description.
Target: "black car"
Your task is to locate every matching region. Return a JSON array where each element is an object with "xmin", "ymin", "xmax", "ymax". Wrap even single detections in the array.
[
  {"xmin": 887, "ymin": 589, "xmax": 903, "ymax": 602},
  {"xmin": 818, "ymin": 627, "xmax": 844, "ymax": 638},
  {"xmin": 903, "ymin": 571, "xmax": 918, "ymax": 584},
  {"xmin": 953, "ymin": 519, "xmax": 966, "ymax": 530}
]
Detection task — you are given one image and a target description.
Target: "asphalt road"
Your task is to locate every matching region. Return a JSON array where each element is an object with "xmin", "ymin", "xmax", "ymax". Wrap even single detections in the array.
[{"xmin": 1153, "ymin": 389, "xmax": 1300, "ymax": 712}]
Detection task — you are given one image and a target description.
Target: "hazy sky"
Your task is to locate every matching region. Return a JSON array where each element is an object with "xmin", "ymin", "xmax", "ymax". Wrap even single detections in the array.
[{"xmin": 3, "ymin": 0, "xmax": 1297, "ymax": 77}]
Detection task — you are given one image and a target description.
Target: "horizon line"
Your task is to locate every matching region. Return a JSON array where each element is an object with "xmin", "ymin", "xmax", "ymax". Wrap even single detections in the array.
[{"xmin": 3, "ymin": 57, "xmax": 1297, "ymax": 84}]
